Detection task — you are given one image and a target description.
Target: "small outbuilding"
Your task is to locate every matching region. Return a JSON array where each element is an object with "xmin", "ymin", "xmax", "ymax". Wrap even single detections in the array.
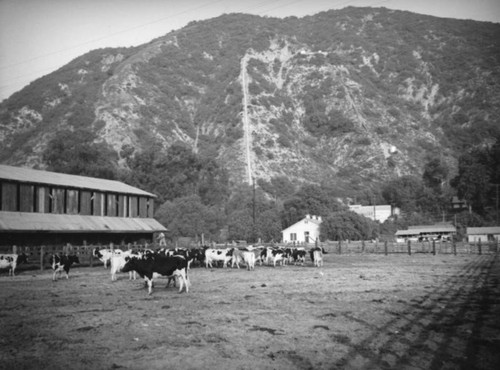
[
  {"xmin": 466, "ymin": 227, "xmax": 500, "ymax": 243},
  {"xmin": 395, "ymin": 223, "xmax": 456, "ymax": 243},
  {"xmin": 0, "ymin": 164, "xmax": 167, "ymax": 246},
  {"xmin": 282, "ymin": 214, "xmax": 322, "ymax": 244}
]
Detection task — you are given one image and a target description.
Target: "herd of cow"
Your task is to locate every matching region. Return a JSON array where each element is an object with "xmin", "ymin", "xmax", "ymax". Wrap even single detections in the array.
[{"xmin": 0, "ymin": 245, "xmax": 326, "ymax": 295}]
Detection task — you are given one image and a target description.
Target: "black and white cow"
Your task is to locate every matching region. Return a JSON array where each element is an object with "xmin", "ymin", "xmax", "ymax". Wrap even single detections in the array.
[
  {"xmin": 310, "ymin": 247, "xmax": 326, "ymax": 267},
  {"xmin": 0, "ymin": 253, "xmax": 28, "ymax": 276},
  {"xmin": 204, "ymin": 248, "xmax": 232, "ymax": 268},
  {"xmin": 231, "ymin": 248, "xmax": 256, "ymax": 270},
  {"xmin": 110, "ymin": 251, "xmax": 140, "ymax": 281},
  {"xmin": 121, "ymin": 254, "xmax": 189, "ymax": 295},
  {"xmin": 93, "ymin": 248, "xmax": 123, "ymax": 268},
  {"xmin": 50, "ymin": 254, "xmax": 80, "ymax": 281},
  {"xmin": 291, "ymin": 248, "xmax": 307, "ymax": 266}
]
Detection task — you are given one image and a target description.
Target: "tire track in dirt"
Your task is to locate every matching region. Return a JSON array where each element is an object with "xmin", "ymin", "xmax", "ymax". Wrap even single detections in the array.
[{"xmin": 329, "ymin": 255, "xmax": 499, "ymax": 369}]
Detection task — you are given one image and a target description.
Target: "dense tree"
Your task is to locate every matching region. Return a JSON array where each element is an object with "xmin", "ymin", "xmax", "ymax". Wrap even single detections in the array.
[
  {"xmin": 422, "ymin": 157, "xmax": 449, "ymax": 192},
  {"xmin": 155, "ymin": 195, "xmax": 223, "ymax": 240},
  {"xmin": 126, "ymin": 142, "xmax": 229, "ymax": 206},
  {"xmin": 451, "ymin": 150, "xmax": 491, "ymax": 215},
  {"xmin": 320, "ymin": 211, "xmax": 378, "ymax": 241},
  {"xmin": 43, "ymin": 129, "xmax": 117, "ymax": 179},
  {"xmin": 282, "ymin": 184, "xmax": 345, "ymax": 227}
]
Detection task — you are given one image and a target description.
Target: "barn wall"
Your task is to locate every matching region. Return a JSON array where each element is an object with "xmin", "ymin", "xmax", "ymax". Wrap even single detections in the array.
[
  {"xmin": 0, "ymin": 180, "xmax": 155, "ymax": 219},
  {"xmin": 19, "ymin": 184, "xmax": 34, "ymax": 212},
  {"xmin": 1, "ymin": 182, "xmax": 17, "ymax": 211},
  {"xmin": 80, "ymin": 191, "xmax": 92, "ymax": 215}
]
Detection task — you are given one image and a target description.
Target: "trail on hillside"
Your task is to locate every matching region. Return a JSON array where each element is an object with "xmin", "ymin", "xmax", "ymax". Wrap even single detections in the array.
[{"xmin": 240, "ymin": 55, "xmax": 253, "ymax": 185}]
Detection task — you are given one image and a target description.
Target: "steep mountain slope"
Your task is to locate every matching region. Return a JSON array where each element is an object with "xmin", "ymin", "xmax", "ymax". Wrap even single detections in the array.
[{"xmin": 1, "ymin": 7, "xmax": 499, "ymax": 193}]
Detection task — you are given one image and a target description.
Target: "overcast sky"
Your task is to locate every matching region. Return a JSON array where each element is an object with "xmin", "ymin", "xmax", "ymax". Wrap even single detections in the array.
[{"xmin": 1, "ymin": 0, "xmax": 499, "ymax": 102}]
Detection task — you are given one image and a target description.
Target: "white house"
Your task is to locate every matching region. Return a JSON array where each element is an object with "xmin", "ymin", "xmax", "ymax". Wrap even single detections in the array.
[
  {"xmin": 466, "ymin": 227, "xmax": 500, "ymax": 243},
  {"xmin": 348, "ymin": 204, "xmax": 397, "ymax": 223},
  {"xmin": 282, "ymin": 214, "xmax": 322, "ymax": 244}
]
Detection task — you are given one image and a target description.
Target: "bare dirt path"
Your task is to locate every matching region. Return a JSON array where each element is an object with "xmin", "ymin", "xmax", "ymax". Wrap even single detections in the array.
[{"xmin": 1, "ymin": 254, "xmax": 499, "ymax": 369}]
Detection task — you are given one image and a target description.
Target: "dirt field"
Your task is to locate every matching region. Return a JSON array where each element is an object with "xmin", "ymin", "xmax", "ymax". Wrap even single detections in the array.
[{"xmin": 1, "ymin": 253, "xmax": 499, "ymax": 370}]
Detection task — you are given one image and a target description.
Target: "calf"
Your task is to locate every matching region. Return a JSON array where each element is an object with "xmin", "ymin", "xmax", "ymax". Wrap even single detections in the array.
[
  {"xmin": 93, "ymin": 248, "xmax": 123, "ymax": 268},
  {"xmin": 0, "ymin": 253, "xmax": 28, "ymax": 276},
  {"xmin": 51, "ymin": 254, "xmax": 80, "ymax": 281},
  {"xmin": 204, "ymin": 248, "xmax": 232, "ymax": 268},
  {"xmin": 122, "ymin": 254, "xmax": 189, "ymax": 295}
]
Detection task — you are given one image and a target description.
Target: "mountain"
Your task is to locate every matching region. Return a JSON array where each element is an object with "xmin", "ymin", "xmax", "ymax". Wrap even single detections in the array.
[{"xmin": 1, "ymin": 7, "xmax": 499, "ymax": 194}]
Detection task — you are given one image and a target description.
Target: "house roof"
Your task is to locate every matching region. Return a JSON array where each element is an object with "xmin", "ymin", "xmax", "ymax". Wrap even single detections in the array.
[
  {"xmin": 282, "ymin": 215, "xmax": 322, "ymax": 233},
  {"xmin": 467, "ymin": 227, "xmax": 500, "ymax": 235},
  {"xmin": 0, "ymin": 211, "xmax": 167, "ymax": 233},
  {"xmin": 0, "ymin": 164, "xmax": 155, "ymax": 197}
]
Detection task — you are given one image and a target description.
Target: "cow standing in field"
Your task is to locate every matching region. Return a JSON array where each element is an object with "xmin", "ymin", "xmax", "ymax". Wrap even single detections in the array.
[
  {"xmin": 121, "ymin": 254, "xmax": 189, "ymax": 295},
  {"xmin": 93, "ymin": 248, "xmax": 123, "ymax": 268},
  {"xmin": 204, "ymin": 248, "xmax": 232, "ymax": 268},
  {"xmin": 50, "ymin": 254, "xmax": 80, "ymax": 281},
  {"xmin": 0, "ymin": 253, "xmax": 28, "ymax": 276},
  {"xmin": 110, "ymin": 251, "xmax": 140, "ymax": 281},
  {"xmin": 310, "ymin": 247, "xmax": 325, "ymax": 267},
  {"xmin": 231, "ymin": 248, "xmax": 256, "ymax": 270},
  {"xmin": 291, "ymin": 248, "xmax": 307, "ymax": 266}
]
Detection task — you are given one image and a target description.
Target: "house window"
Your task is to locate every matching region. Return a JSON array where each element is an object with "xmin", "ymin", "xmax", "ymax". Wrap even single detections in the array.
[{"xmin": 290, "ymin": 233, "xmax": 297, "ymax": 241}]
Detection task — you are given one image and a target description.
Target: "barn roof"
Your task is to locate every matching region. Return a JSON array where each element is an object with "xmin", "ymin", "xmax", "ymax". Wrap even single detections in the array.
[
  {"xmin": 0, "ymin": 164, "xmax": 155, "ymax": 197},
  {"xmin": 0, "ymin": 211, "xmax": 167, "ymax": 233},
  {"xmin": 467, "ymin": 227, "xmax": 500, "ymax": 235},
  {"xmin": 395, "ymin": 224, "xmax": 456, "ymax": 236}
]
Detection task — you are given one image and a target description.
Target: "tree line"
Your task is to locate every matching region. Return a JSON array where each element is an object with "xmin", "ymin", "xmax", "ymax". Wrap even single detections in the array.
[{"xmin": 43, "ymin": 130, "xmax": 500, "ymax": 242}]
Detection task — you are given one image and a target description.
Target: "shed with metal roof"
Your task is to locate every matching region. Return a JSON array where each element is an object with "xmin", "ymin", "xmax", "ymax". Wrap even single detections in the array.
[
  {"xmin": 0, "ymin": 165, "xmax": 166, "ymax": 246},
  {"xmin": 466, "ymin": 226, "xmax": 500, "ymax": 243}
]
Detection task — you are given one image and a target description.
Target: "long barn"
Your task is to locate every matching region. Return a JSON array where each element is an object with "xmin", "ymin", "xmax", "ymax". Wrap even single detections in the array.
[{"xmin": 0, "ymin": 164, "xmax": 167, "ymax": 246}]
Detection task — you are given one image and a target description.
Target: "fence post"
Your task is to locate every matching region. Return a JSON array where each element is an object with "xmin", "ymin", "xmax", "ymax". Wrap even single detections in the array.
[
  {"xmin": 407, "ymin": 240, "xmax": 411, "ymax": 256},
  {"xmin": 338, "ymin": 240, "xmax": 341, "ymax": 255},
  {"xmin": 361, "ymin": 240, "xmax": 365, "ymax": 253},
  {"xmin": 384, "ymin": 241, "xmax": 388, "ymax": 256},
  {"xmin": 432, "ymin": 240, "xmax": 436, "ymax": 256},
  {"xmin": 478, "ymin": 239, "xmax": 482, "ymax": 255},
  {"xmin": 453, "ymin": 240, "xmax": 457, "ymax": 255},
  {"xmin": 40, "ymin": 245, "xmax": 45, "ymax": 271}
]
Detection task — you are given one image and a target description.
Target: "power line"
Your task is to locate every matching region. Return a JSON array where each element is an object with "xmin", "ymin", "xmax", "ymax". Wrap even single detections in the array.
[{"xmin": 0, "ymin": 0, "xmax": 395, "ymax": 93}]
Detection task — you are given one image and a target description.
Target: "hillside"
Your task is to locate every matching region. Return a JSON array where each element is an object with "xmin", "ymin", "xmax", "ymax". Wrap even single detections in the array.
[{"xmin": 1, "ymin": 6, "xmax": 499, "ymax": 194}]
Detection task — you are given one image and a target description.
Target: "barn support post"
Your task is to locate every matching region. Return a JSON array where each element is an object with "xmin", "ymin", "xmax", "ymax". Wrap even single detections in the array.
[
  {"xmin": 432, "ymin": 240, "xmax": 436, "ymax": 256},
  {"xmin": 40, "ymin": 245, "xmax": 44, "ymax": 271},
  {"xmin": 407, "ymin": 240, "xmax": 411, "ymax": 256},
  {"xmin": 384, "ymin": 241, "xmax": 388, "ymax": 256}
]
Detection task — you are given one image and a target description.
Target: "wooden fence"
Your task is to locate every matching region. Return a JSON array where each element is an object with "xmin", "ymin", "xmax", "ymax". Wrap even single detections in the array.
[{"xmin": 1, "ymin": 239, "xmax": 498, "ymax": 274}]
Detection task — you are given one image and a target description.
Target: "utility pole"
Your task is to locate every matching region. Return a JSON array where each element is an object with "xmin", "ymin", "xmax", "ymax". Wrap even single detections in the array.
[{"xmin": 252, "ymin": 177, "xmax": 256, "ymax": 242}]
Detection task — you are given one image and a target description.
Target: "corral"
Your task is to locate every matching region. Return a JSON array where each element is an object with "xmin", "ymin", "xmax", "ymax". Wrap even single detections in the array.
[{"xmin": 1, "ymin": 250, "xmax": 499, "ymax": 369}]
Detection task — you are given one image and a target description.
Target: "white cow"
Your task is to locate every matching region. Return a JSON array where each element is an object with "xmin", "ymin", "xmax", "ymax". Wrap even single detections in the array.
[
  {"xmin": 204, "ymin": 248, "xmax": 232, "ymax": 268},
  {"xmin": 93, "ymin": 248, "xmax": 123, "ymax": 268},
  {"xmin": 110, "ymin": 251, "xmax": 140, "ymax": 281},
  {"xmin": 231, "ymin": 248, "xmax": 256, "ymax": 270},
  {"xmin": 0, "ymin": 253, "xmax": 28, "ymax": 276}
]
